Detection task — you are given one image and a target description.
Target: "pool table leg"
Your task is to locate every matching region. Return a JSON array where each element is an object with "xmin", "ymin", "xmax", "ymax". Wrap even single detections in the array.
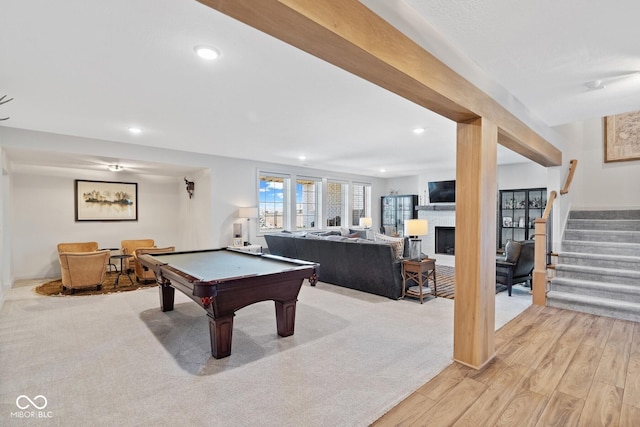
[
  {"xmin": 209, "ymin": 314, "xmax": 234, "ymax": 359},
  {"xmin": 275, "ymin": 300, "xmax": 297, "ymax": 337},
  {"xmin": 159, "ymin": 283, "xmax": 175, "ymax": 312}
]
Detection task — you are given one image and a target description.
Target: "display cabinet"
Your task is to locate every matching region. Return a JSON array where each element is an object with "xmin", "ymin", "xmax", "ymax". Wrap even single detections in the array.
[
  {"xmin": 498, "ymin": 188, "xmax": 547, "ymax": 248},
  {"xmin": 381, "ymin": 195, "xmax": 418, "ymax": 236}
]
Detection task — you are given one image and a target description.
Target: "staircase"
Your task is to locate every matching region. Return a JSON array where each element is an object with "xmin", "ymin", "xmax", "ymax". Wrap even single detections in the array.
[{"xmin": 547, "ymin": 209, "xmax": 640, "ymax": 322}]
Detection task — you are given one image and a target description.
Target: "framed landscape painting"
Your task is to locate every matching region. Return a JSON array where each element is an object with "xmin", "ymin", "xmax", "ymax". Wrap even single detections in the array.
[
  {"xmin": 604, "ymin": 110, "xmax": 640, "ymax": 162},
  {"xmin": 75, "ymin": 180, "xmax": 138, "ymax": 221}
]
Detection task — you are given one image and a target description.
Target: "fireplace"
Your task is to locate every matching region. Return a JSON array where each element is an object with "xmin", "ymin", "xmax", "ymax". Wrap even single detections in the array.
[{"xmin": 435, "ymin": 226, "xmax": 455, "ymax": 255}]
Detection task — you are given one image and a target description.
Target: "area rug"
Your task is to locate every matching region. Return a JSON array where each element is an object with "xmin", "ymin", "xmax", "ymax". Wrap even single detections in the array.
[
  {"xmin": 434, "ymin": 265, "xmax": 507, "ymax": 299},
  {"xmin": 34, "ymin": 271, "xmax": 157, "ymax": 296}
]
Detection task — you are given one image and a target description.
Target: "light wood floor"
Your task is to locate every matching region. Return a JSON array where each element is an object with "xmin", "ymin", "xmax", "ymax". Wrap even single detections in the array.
[{"xmin": 372, "ymin": 305, "xmax": 640, "ymax": 426}]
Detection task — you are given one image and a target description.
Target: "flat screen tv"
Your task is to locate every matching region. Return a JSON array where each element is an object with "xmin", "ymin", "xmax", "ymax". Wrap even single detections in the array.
[{"xmin": 428, "ymin": 180, "xmax": 455, "ymax": 203}]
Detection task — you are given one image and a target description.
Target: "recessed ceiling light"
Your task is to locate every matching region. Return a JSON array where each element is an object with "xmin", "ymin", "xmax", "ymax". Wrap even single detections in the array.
[
  {"xmin": 413, "ymin": 127, "xmax": 426, "ymax": 134},
  {"xmin": 298, "ymin": 155, "xmax": 307, "ymax": 161},
  {"xmin": 379, "ymin": 168, "xmax": 386, "ymax": 173},
  {"xmin": 194, "ymin": 46, "xmax": 221, "ymax": 60},
  {"xmin": 128, "ymin": 127, "xmax": 142, "ymax": 134},
  {"xmin": 108, "ymin": 164, "xmax": 124, "ymax": 172},
  {"xmin": 585, "ymin": 80, "xmax": 606, "ymax": 90}
]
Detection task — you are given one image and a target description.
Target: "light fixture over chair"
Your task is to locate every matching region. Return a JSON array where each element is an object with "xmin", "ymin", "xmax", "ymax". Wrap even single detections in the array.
[
  {"xmin": 108, "ymin": 164, "xmax": 123, "ymax": 172},
  {"xmin": 404, "ymin": 219, "xmax": 429, "ymax": 260}
]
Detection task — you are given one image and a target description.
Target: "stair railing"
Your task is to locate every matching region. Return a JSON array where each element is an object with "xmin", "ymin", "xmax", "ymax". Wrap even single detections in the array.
[
  {"xmin": 532, "ymin": 191, "xmax": 557, "ymax": 305},
  {"xmin": 531, "ymin": 158, "xmax": 577, "ymax": 306},
  {"xmin": 560, "ymin": 159, "xmax": 578, "ymax": 195}
]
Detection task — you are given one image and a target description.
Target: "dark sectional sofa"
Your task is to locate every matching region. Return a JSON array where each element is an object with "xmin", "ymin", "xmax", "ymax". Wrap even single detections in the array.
[{"xmin": 264, "ymin": 231, "xmax": 409, "ymax": 299}]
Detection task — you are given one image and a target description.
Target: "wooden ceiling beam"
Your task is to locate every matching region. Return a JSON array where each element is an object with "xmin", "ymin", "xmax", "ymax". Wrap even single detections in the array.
[{"xmin": 198, "ymin": 0, "xmax": 561, "ymax": 167}]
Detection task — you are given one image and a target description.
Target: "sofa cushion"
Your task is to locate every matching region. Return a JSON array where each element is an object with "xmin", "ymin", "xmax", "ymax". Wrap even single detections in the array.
[
  {"xmin": 374, "ymin": 232, "xmax": 405, "ymax": 259},
  {"xmin": 505, "ymin": 239, "xmax": 522, "ymax": 263}
]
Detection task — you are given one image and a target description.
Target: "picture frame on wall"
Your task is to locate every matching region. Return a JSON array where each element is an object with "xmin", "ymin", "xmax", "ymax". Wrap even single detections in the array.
[
  {"xmin": 604, "ymin": 110, "xmax": 640, "ymax": 163},
  {"xmin": 75, "ymin": 179, "xmax": 138, "ymax": 221}
]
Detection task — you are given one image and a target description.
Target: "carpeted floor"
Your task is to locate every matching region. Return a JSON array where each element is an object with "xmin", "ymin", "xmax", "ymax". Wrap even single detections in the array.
[
  {"xmin": 2, "ymin": 276, "xmax": 532, "ymax": 426},
  {"xmin": 34, "ymin": 271, "xmax": 156, "ymax": 296}
]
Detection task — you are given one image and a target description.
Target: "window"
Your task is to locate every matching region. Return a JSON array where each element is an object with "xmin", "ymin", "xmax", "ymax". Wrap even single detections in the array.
[
  {"xmin": 296, "ymin": 177, "xmax": 320, "ymax": 229},
  {"xmin": 259, "ymin": 174, "xmax": 289, "ymax": 232},
  {"xmin": 326, "ymin": 181, "xmax": 347, "ymax": 227},
  {"xmin": 351, "ymin": 183, "xmax": 371, "ymax": 226}
]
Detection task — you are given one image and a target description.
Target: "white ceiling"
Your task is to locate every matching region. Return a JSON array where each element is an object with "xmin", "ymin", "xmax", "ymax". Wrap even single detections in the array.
[{"xmin": 1, "ymin": 0, "xmax": 639, "ymax": 177}]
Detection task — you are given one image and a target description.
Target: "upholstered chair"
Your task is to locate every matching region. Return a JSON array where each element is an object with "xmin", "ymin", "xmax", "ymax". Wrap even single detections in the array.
[
  {"xmin": 496, "ymin": 240, "xmax": 535, "ymax": 296},
  {"xmin": 120, "ymin": 239, "xmax": 155, "ymax": 272},
  {"xmin": 132, "ymin": 246, "xmax": 175, "ymax": 282},
  {"xmin": 57, "ymin": 241, "xmax": 99, "ymax": 253},
  {"xmin": 59, "ymin": 250, "xmax": 110, "ymax": 293}
]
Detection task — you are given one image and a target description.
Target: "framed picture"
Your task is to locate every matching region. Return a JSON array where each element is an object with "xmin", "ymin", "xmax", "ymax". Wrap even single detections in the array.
[
  {"xmin": 604, "ymin": 110, "xmax": 640, "ymax": 162},
  {"xmin": 75, "ymin": 180, "xmax": 138, "ymax": 221},
  {"xmin": 502, "ymin": 217, "xmax": 512, "ymax": 227},
  {"xmin": 232, "ymin": 238, "xmax": 243, "ymax": 247}
]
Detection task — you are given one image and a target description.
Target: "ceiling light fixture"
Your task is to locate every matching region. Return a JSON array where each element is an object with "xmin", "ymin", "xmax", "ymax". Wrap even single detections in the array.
[
  {"xmin": 585, "ymin": 80, "xmax": 606, "ymax": 90},
  {"xmin": 298, "ymin": 155, "xmax": 307, "ymax": 160},
  {"xmin": 413, "ymin": 127, "xmax": 426, "ymax": 134},
  {"xmin": 194, "ymin": 46, "xmax": 221, "ymax": 60},
  {"xmin": 128, "ymin": 127, "xmax": 142, "ymax": 134},
  {"xmin": 108, "ymin": 164, "xmax": 123, "ymax": 172},
  {"xmin": 379, "ymin": 168, "xmax": 386, "ymax": 173}
]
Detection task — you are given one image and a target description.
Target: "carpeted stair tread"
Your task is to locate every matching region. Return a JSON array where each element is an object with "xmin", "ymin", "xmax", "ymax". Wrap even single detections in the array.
[
  {"xmin": 555, "ymin": 263, "xmax": 640, "ymax": 278},
  {"xmin": 557, "ymin": 252, "xmax": 640, "ymax": 271},
  {"xmin": 550, "ymin": 277, "xmax": 640, "ymax": 302},
  {"xmin": 554, "ymin": 264, "xmax": 640, "ymax": 286},
  {"xmin": 566, "ymin": 219, "xmax": 640, "ymax": 231},
  {"xmin": 564, "ymin": 229, "xmax": 640, "ymax": 243},
  {"xmin": 547, "ymin": 290, "xmax": 640, "ymax": 322},
  {"xmin": 561, "ymin": 240, "xmax": 640, "ymax": 256},
  {"xmin": 569, "ymin": 209, "xmax": 640, "ymax": 220}
]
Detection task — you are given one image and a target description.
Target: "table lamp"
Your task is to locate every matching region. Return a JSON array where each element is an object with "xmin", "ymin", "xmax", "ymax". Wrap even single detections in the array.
[
  {"xmin": 359, "ymin": 217, "xmax": 372, "ymax": 228},
  {"xmin": 237, "ymin": 207, "xmax": 259, "ymax": 245},
  {"xmin": 404, "ymin": 219, "xmax": 428, "ymax": 260}
]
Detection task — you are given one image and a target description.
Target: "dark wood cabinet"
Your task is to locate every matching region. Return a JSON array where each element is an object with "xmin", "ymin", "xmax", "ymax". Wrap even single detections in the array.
[
  {"xmin": 381, "ymin": 195, "xmax": 418, "ymax": 236},
  {"xmin": 498, "ymin": 188, "xmax": 547, "ymax": 248}
]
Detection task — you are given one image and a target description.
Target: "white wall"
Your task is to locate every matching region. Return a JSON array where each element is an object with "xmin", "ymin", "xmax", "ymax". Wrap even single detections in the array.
[
  {"xmin": 11, "ymin": 171, "xmax": 183, "ymax": 280},
  {"xmin": 569, "ymin": 117, "xmax": 640, "ymax": 209},
  {"xmin": 0, "ymin": 127, "xmax": 385, "ymax": 286},
  {"xmin": 497, "ymin": 162, "xmax": 547, "ymax": 190}
]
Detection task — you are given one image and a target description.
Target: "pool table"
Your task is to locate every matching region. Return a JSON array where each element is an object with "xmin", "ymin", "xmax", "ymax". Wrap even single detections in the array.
[{"xmin": 138, "ymin": 248, "xmax": 319, "ymax": 359}]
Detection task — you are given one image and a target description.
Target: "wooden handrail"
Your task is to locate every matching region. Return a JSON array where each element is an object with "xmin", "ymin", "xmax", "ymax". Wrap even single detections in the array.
[
  {"xmin": 560, "ymin": 159, "xmax": 577, "ymax": 195},
  {"xmin": 541, "ymin": 190, "xmax": 557, "ymax": 221}
]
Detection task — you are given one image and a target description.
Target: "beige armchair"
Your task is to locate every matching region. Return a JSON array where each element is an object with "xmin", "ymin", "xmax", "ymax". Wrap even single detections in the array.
[
  {"xmin": 57, "ymin": 241, "xmax": 99, "ymax": 253},
  {"xmin": 133, "ymin": 246, "xmax": 175, "ymax": 282},
  {"xmin": 120, "ymin": 239, "xmax": 155, "ymax": 272},
  {"xmin": 59, "ymin": 250, "xmax": 110, "ymax": 293}
]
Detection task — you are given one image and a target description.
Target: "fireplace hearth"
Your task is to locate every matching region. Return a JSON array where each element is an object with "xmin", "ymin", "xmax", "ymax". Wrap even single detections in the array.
[{"xmin": 435, "ymin": 226, "xmax": 455, "ymax": 255}]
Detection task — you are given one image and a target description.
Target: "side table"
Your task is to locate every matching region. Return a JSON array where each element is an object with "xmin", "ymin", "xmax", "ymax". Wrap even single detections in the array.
[
  {"xmin": 110, "ymin": 254, "xmax": 133, "ymax": 288},
  {"xmin": 401, "ymin": 258, "xmax": 437, "ymax": 304}
]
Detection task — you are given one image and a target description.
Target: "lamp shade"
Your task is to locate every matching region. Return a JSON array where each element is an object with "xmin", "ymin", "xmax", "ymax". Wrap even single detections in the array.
[
  {"xmin": 404, "ymin": 219, "xmax": 428, "ymax": 237},
  {"xmin": 238, "ymin": 207, "xmax": 258, "ymax": 218},
  {"xmin": 359, "ymin": 217, "xmax": 372, "ymax": 228}
]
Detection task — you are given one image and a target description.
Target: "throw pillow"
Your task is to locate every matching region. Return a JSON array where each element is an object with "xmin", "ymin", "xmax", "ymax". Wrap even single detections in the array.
[
  {"xmin": 505, "ymin": 240, "xmax": 522, "ymax": 263},
  {"xmin": 340, "ymin": 227, "xmax": 351, "ymax": 237},
  {"xmin": 374, "ymin": 232, "xmax": 405, "ymax": 259}
]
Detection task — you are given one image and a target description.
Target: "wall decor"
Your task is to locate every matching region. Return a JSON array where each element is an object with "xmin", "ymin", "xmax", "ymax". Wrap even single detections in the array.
[
  {"xmin": 75, "ymin": 180, "xmax": 138, "ymax": 221},
  {"xmin": 604, "ymin": 110, "xmax": 640, "ymax": 162}
]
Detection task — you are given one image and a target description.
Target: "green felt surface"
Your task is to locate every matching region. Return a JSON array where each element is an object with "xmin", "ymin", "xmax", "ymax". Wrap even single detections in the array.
[{"xmin": 150, "ymin": 250, "xmax": 309, "ymax": 282}]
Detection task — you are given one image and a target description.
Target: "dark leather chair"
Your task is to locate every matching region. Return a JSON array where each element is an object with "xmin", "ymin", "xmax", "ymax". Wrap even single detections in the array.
[{"xmin": 496, "ymin": 240, "xmax": 535, "ymax": 296}]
